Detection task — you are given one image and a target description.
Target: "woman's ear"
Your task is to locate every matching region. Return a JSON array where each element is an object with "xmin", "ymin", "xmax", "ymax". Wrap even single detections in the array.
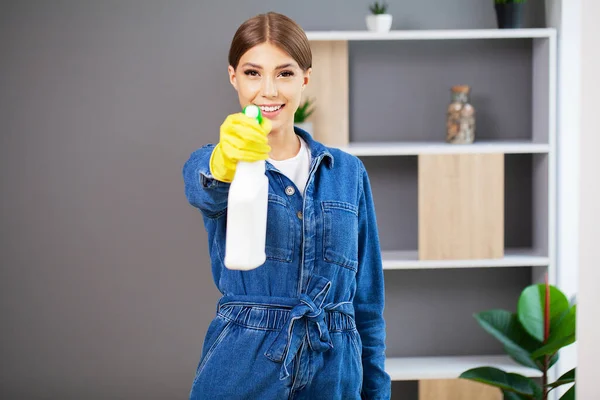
[
  {"xmin": 228, "ymin": 65, "xmax": 238, "ymax": 91},
  {"xmin": 302, "ymin": 68, "xmax": 312, "ymax": 90}
]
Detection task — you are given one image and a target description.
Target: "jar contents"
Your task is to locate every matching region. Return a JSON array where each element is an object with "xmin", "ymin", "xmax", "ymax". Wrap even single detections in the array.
[{"xmin": 446, "ymin": 85, "xmax": 475, "ymax": 144}]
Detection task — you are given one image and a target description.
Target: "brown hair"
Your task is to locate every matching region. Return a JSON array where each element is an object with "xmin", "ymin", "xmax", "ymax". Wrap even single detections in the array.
[{"xmin": 228, "ymin": 12, "xmax": 312, "ymax": 71}]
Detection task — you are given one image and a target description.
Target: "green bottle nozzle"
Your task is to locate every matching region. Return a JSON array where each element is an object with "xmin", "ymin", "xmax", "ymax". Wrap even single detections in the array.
[{"xmin": 243, "ymin": 105, "xmax": 263, "ymax": 125}]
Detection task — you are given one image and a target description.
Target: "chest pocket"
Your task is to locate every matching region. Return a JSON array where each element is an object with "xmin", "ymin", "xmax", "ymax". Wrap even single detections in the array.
[
  {"xmin": 265, "ymin": 194, "xmax": 294, "ymax": 263},
  {"xmin": 321, "ymin": 201, "xmax": 359, "ymax": 271}
]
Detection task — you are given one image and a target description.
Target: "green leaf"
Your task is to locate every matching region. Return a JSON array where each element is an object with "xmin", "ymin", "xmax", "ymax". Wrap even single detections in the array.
[
  {"xmin": 547, "ymin": 368, "xmax": 575, "ymax": 389},
  {"xmin": 550, "ymin": 305, "xmax": 577, "ymax": 341},
  {"xmin": 474, "ymin": 310, "xmax": 541, "ymax": 370},
  {"xmin": 531, "ymin": 305, "xmax": 576, "ymax": 359},
  {"xmin": 531, "ymin": 333, "xmax": 575, "ymax": 359},
  {"xmin": 502, "ymin": 391, "xmax": 529, "ymax": 400},
  {"xmin": 294, "ymin": 98, "xmax": 315, "ymax": 123},
  {"xmin": 459, "ymin": 367, "xmax": 539, "ymax": 397},
  {"xmin": 369, "ymin": 1, "xmax": 388, "ymax": 14},
  {"xmin": 550, "ymin": 309, "xmax": 569, "ymax": 339},
  {"xmin": 559, "ymin": 384, "xmax": 575, "ymax": 400},
  {"xmin": 530, "ymin": 380, "xmax": 544, "ymax": 400},
  {"xmin": 518, "ymin": 284, "xmax": 569, "ymax": 342},
  {"xmin": 504, "ymin": 344, "xmax": 541, "ymax": 371}
]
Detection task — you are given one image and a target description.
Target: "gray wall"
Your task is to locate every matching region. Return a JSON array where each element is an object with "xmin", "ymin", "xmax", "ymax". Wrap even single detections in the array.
[{"xmin": 0, "ymin": 1, "xmax": 544, "ymax": 399}]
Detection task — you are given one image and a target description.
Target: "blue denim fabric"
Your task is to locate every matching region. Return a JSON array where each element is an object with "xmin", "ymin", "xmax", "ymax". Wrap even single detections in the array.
[{"xmin": 182, "ymin": 128, "xmax": 391, "ymax": 399}]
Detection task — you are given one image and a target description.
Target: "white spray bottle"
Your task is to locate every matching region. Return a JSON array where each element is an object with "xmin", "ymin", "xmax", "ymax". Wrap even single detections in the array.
[{"xmin": 223, "ymin": 105, "xmax": 269, "ymax": 270}]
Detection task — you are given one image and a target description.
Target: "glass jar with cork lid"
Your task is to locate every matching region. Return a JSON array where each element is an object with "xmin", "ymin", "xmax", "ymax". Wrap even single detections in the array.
[{"xmin": 446, "ymin": 85, "xmax": 475, "ymax": 144}]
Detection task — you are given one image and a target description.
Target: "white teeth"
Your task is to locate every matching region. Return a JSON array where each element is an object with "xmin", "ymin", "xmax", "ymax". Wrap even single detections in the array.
[{"xmin": 260, "ymin": 105, "xmax": 282, "ymax": 112}]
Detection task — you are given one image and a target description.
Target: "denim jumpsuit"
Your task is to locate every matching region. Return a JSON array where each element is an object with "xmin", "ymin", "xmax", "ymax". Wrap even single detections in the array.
[{"xmin": 182, "ymin": 128, "xmax": 391, "ymax": 400}]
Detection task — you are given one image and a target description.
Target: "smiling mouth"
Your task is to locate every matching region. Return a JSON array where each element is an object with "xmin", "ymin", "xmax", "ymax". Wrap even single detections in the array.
[{"xmin": 259, "ymin": 104, "xmax": 284, "ymax": 113}]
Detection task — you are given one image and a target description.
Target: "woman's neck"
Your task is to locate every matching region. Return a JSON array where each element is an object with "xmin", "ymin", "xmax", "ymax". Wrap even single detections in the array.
[{"xmin": 268, "ymin": 125, "xmax": 301, "ymax": 161}]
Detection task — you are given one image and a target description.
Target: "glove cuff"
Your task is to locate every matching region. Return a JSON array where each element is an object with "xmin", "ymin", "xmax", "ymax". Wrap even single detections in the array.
[{"xmin": 209, "ymin": 144, "xmax": 234, "ymax": 183}]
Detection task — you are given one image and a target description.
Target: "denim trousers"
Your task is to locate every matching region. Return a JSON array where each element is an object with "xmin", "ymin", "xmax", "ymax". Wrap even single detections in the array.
[{"xmin": 189, "ymin": 281, "xmax": 363, "ymax": 399}]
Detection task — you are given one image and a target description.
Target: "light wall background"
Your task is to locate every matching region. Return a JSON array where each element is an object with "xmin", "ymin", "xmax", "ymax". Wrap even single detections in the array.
[{"xmin": 577, "ymin": 0, "xmax": 600, "ymax": 397}]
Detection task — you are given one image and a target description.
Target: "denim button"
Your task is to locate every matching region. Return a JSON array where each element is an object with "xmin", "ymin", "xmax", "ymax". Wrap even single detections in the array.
[
  {"xmin": 285, "ymin": 186, "xmax": 295, "ymax": 196},
  {"xmin": 296, "ymin": 211, "xmax": 303, "ymax": 220}
]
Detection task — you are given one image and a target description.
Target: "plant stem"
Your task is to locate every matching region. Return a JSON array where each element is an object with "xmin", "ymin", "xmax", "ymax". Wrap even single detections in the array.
[{"xmin": 542, "ymin": 355, "xmax": 548, "ymax": 400}]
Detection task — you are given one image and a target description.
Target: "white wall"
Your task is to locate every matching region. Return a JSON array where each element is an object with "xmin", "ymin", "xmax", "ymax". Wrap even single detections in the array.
[
  {"xmin": 577, "ymin": 0, "xmax": 600, "ymax": 397},
  {"xmin": 554, "ymin": 0, "xmax": 580, "ymax": 395}
]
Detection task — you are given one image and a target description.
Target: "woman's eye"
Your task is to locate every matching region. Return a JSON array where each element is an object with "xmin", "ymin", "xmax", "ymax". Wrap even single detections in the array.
[
  {"xmin": 280, "ymin": 71, "xmax": 294, "ymax": 77},
  {"xmin": 244, "ymin": 70, "xmax": 259, "ymax": 77}
]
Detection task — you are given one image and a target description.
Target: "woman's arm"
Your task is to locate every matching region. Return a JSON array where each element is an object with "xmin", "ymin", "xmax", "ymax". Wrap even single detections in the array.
[
  {"xmin": 354, "ymin": 162, "xmax": 392, "ymax": 400},
  {"xmin": 182, "ymin": 144, "xmax": 230, "ymax": 218}
]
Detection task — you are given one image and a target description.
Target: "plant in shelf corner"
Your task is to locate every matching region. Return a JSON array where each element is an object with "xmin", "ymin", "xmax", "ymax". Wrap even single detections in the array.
[
  {"xmin": 459, "ymin": 276, "xmax": 576, "ymax": 399},
  {"xmin": 366, "ymin": 1, "xmax": 392, "ymax": 33},
  {"xmin": 294, "ymin": 97, "xmax": 315, "ymax": 134},
  {"xmin": 369, "ymin": 1, "xmax": 388, "ymax": 14}
]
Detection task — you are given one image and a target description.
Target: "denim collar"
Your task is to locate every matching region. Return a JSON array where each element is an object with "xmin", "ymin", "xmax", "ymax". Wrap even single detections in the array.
[
  {"xmin": 296, "ymin": 126, "xmax": 335, "ymax": 167},
  {"xmin": 265, "ymin": 126, "xmax": 335, "ymax": 173}
]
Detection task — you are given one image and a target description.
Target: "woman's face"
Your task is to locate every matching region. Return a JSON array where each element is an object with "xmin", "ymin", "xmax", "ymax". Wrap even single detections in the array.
[{"xmin": 228, "ymin": 42, "xmax": 311, "ymax": 135}]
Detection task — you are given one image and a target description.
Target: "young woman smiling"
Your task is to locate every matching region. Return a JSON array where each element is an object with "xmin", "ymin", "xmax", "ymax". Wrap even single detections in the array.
[{"xmin": 183, "ymin": 12, "xmax": 391, "ymax": 400}]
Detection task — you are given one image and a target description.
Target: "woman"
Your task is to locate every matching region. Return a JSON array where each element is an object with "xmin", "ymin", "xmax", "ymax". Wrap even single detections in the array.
[{"xmin": 183, "ymin": 12, "xmax": 391, "ymax": 400}]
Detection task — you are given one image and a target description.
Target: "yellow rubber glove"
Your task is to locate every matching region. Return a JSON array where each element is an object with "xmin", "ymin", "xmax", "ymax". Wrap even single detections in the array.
[{"xmin": 209, "ymin": 112, "xmax": 272, "ymax": 183}]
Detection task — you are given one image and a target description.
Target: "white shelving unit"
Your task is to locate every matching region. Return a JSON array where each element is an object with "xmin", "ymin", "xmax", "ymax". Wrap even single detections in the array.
[
  {"xmin": 382, "ymin": 249, "xmax": 550, "ymax": 270},
  {"xmin": 385, "ymin": 355, "xmax": 543, "ymax": 381},
  {"xmin": 341, "ymin": 140, "xmax": 550, "ymax": 157},
  {"xmin": 306, "ymin": 28, "xmax": 555, "ymax": 41},
  {"xmin": 305, "ymin": 27, "xmax": 558, "ymax": 393}
]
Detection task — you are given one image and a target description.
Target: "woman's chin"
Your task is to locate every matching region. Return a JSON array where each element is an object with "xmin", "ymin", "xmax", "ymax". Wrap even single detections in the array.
[{"xmin": 268, "ymin": 121, "xmax": 294, "ymax": 136}]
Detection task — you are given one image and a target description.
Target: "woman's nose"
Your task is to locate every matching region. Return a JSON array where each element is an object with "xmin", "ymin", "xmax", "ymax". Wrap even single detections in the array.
[{"xmin": 261, "ymin": 76, "xmax": 278, "ymax": 97}]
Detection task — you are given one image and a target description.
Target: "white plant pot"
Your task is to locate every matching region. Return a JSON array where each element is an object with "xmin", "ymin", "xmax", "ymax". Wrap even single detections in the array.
[
  {"xmin": 295, "ymin": 121, "xmax": 313, "ymax": 135},
  {"xmin": 366, "ymin": 14, "xmax": 393, "ymax": 32}
]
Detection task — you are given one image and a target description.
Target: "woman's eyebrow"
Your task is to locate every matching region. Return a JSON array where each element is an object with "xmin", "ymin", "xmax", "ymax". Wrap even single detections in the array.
[{"xmin": 241, "ymin": 62, "xmax": 296, "ymax": 69}]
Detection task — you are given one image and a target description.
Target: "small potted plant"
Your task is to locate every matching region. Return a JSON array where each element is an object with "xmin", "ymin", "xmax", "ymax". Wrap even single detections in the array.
[
  {"xmin": 459, "ymin": 277, "xmax": 576, "ymax": 399},
  {"xmin": 494, "ymin": 0, "xmax": 526, "ymax": 29},
  {"xmin": 366, "ymin": 1, "xmax": 393, "ymax": 33},
  {"xmin": 294, "ymin": 98, "xmax": 315, "ymax": 134}
]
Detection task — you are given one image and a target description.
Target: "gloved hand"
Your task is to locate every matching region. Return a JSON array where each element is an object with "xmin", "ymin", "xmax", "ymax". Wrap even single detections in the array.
[{"xmin": 209, "ymin": 112, "xmax": 272, "ymax": 183}]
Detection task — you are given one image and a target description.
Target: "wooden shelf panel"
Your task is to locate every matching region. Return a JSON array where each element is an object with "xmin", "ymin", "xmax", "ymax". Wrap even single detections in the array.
[
  {"xmin": 385, "ymin": 355, "xmax": 543, "ymax": 381},
  {"xmin": 418, "ymin": 153, "xmax": 504, "ymax": 260},
  {"xmin": 382, "ymin": 249, "xmax": 549, "ymax": 270},
  {"xmin": 306, "ymin": 28, "xmax": 556, "ymax": 41},
  {"xmin": 305, "ymin": 41, "xmax": 349, "ymax": 147},
  {"xmin": 339, "ymin": 140, "xmax": 551, "ymax": 156}
]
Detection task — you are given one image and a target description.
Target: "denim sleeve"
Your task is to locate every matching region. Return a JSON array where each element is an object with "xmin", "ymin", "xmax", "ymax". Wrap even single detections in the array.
[
  {"xmin": 182, "ymin": 144, "xmax": 230, "ymax": 218},
  {"xmin": 354, "ymin": 163, "xmax": 391, "ymax": 400}
]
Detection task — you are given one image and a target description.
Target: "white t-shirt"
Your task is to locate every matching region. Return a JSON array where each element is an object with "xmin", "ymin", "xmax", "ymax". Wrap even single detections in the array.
[{"xmin": 268, "ymin": 135, "xmax": 311, "ymax": 196}]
